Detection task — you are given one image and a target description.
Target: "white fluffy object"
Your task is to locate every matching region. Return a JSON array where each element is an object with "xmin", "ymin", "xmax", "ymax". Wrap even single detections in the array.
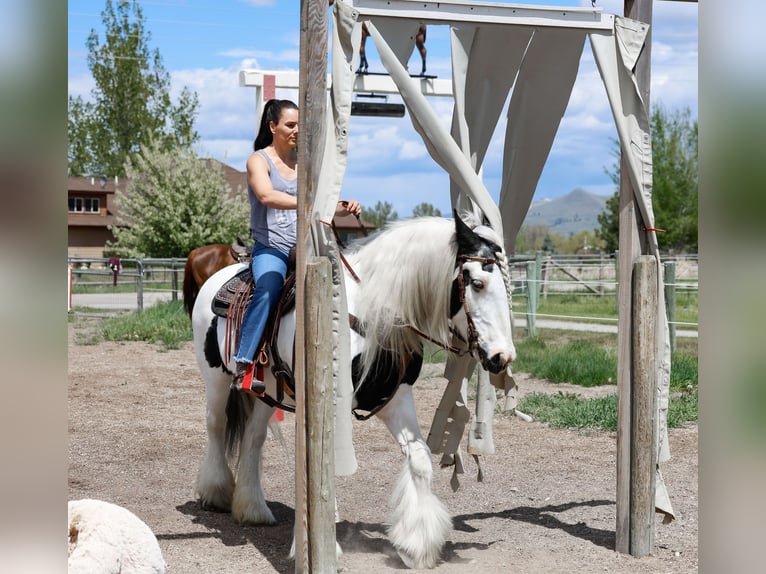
[{"xmin": 68, "ymin": 499, "xmax": 166, "ymax": 574}]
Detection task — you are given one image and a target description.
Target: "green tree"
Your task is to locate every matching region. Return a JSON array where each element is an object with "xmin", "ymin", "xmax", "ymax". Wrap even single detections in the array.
[
  {"xmin": 109, "ymin": 141, "xmax": 249, "ymax": 257},
  {"xmin": 364, "ymin": 200, "xmax": 399, "ymax": 229},
  {"xmin": 515, "ymin": 224, "xmax": 550, "ymax": 254},
  {"xmin": 541, "ymin": 235, "xmax": 556, "ymax": 254},
  {"xmin": 598, "ymin": 105, "xmax": 698, "ymax": 253},
  {"xmin": 68, "ymin": 0, "xmax": 199, "ymax": 176},
  {"xmin": 411, "ymin": 202, "xmax": 442, "ymax": 218},
  {"xmin": 596, "ymin": 192, "xmax": 620, "ymax": 253}
]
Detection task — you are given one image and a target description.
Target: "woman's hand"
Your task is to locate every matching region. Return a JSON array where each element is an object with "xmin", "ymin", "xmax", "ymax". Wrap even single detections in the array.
[{"xmin": 337, "ymin": 199, "xmax": 362, "ymax": 216}]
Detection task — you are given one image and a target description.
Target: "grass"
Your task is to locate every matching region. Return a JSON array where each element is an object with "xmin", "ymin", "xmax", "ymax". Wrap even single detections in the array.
[
  {"xmin": 517, "ymin": 389, "xmax": 697, "ymax": 432},
  {"xmin": 513, "ymin": 335, "xmax": 617, "ymax": 387},
  {"xmin": 514, "ymin": 330, "xmax": 698, "ymax": 431},
  {"xmin": 98, "ymin": 300, "xmax": 192, "ymax": 350}
]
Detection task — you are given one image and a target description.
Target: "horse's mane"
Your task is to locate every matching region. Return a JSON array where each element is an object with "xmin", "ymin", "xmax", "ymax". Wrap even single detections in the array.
[{"xmin": 346, "ymin": 216, "xmax": 464, "ymax": 377}]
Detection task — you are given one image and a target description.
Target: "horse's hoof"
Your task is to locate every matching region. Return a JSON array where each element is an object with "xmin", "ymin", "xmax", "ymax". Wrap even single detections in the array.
[
  {"xmin": 199, "ymin": 499, "xmax": 231, "ymax": 513},
  {"xmin": 396, "ymin": 548, "xmax": 436, "ymax": 569}
]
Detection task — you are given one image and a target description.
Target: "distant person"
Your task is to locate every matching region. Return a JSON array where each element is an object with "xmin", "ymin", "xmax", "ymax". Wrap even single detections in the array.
[
  {"xmin": 231, "ymin": 98, "xmax": 362, "ymax": 394},
  {"xmin": 108, "ymin": 256, "xmax": 121, "ymax": 287},
  {"xmin": 355, "ymin": 20, "xmax": 427, "ymax": 76}
]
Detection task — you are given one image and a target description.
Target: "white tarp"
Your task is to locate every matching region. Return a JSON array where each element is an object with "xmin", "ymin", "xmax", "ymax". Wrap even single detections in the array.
[{"xmin": 318, "ymin": 0, "xmax": 673, "ymax": 520}]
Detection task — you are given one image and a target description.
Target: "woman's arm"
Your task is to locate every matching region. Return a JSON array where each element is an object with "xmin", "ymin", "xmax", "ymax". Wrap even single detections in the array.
[{"xmin": 247, "ymin": 153, "xmax": 298, "ymax": 210}]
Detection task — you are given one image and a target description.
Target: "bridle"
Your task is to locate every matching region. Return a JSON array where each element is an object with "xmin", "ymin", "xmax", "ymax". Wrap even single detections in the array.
[
  {"xmin": 322, "ymin": 217, "xmax": 502, "ymax": 359},
  {"xmin": 444, "ymin": 254, "xmax": 498, "ymax": 357}
]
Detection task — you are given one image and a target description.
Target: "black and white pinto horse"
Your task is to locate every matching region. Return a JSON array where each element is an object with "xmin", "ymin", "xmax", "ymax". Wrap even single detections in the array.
[{"xmin": 191, "ymin": 215, "xmax": 516, "ymax": 568}]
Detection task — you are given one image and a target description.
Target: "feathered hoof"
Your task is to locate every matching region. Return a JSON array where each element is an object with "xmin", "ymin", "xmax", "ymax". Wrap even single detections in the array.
[
  {"xmin": 196, "ymin": 484, "xmax": 233, "ymax": 513},
  {"xmin": 387, "ymin": 491, "xmax": 451, "ymax": 569},
  {"xmin": 231, "ymin": 494, "xmax": 276, "ymax": 526},
  {"xmin": 198, "ymin": 497, "xmax": 231, "ymax": 513},
  {"xmin": 390, "ymin": 537, "xmax": 443, "ymax": 569}
]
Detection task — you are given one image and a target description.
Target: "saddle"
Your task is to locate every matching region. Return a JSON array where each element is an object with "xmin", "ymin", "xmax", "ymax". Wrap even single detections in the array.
[
  {"xmin": 230, "ymin": 237, "xmax": 251, "ymax": 262},
  {"xmin": 212, "ymin": 262, "xmax": 298, "ymax": 410}
]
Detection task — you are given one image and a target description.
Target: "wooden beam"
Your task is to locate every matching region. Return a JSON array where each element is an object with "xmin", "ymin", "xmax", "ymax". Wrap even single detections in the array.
[
  {"xmin": 306, "ymin": 257, "xmax": 336, "ymax": 571},
  {"xmin": 616, "ymin": 0, "xmax": 654, "ymax": 557},
  {"xmin": 296, "ymin": 0, "xmax": 329, "ymax": 571},
  {"xmin": 630, "ymin": 256, "xmax": 658, "ymax": 557}
]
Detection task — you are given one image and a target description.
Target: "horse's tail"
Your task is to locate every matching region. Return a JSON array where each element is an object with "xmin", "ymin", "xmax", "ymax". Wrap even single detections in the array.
[
  {"xmin": 225, "ymin": 388, "xmax": 252, "ymax": 457},
  {"xmin": 182, "ymin": 257, "xmax": 199, "ymax": 317}
]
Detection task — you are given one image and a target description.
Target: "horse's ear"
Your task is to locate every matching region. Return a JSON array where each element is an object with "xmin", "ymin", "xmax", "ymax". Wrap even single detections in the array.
[{"xmin": 453, "ymin": 209, "xmax": 483, "ymax": 255}]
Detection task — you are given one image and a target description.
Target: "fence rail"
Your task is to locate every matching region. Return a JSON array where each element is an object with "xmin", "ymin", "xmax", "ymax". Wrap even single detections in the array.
[
  {"xmin": 67, "ymin": 253, "xmax": 698, "ymax": 346},
  {"xmin": 68, "ymin": 257, "xmax": 186, "ymax": 312}
]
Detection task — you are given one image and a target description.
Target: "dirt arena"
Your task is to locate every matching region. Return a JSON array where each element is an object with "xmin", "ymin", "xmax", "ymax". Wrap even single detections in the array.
[{"xmin": 68, "ymin": 319, "xmax": 697, "ymax": 572}]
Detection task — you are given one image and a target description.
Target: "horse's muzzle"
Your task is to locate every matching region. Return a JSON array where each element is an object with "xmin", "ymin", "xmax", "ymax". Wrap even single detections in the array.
[{"xmin": 478, "ymin": 348, "xmax": 513, "ymax": 374}]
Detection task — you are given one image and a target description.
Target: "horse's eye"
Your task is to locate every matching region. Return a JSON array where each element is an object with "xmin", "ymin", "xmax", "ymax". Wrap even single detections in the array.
[{"xmin": 471, "ymin": 279, "xmax": 485, "ymax": 292}]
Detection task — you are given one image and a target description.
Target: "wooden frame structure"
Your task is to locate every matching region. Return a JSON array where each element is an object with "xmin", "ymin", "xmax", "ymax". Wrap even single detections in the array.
[{"xmin": 287, "ymin": 0, "xmax": 683, "ymax": 569}]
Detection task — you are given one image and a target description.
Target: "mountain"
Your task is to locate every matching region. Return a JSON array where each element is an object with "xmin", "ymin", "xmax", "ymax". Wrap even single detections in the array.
[{"xmin": 522, "ymin": 188, "xmax": 609, "ymax": 236}]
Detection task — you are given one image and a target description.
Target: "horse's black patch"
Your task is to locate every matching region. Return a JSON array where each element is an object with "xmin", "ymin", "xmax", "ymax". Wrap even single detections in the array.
[
  {"xmin": 204, "ymin": 316, "xmax": 231, "ymax": 373},
  {"xmin": 352, "ymin": 351, "xmax": 423, "ymax": 414}
]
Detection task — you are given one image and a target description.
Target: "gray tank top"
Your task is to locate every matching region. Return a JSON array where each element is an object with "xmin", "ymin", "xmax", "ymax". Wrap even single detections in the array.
[{"xmin": 249, "ymin": 149, "xmax": 298, "ymax": 253}]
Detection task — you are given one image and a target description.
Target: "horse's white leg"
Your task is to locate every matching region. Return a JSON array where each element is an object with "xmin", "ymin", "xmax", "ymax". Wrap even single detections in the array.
[
  {"xmin": 195, "ymin": 368, "xmax": 235, "ymax": 511},
  {"xmin": 376, "ymin": 384, "xmax": 452, "ymax": 569},
  {"xmin": 231, "ymin": 398, "xmax": 277, "ymax": 525}
]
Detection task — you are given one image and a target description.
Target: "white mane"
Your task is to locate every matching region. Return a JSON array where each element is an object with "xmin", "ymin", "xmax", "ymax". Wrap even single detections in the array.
[{"xmin": 346, "ymin": 216, "xmax": 461, "ymax": 375}]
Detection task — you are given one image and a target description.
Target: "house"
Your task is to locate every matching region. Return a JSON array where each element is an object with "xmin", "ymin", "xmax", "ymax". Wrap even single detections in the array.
[
  {"xmin": 67, "ymin": 160, "xmax": 375, "ymax": 259},
  {"xmin": 67, "ymin": 175, "xmax": 122, "ymax": 259}
]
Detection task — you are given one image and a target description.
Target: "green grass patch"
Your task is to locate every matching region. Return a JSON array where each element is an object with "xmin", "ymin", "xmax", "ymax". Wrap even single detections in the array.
[
  {"xmin": 511, "ymin": 330, "xmax": 697, "ymax": 431},
  {"xmin": 518, "ymin": 389, "xmax": 697, "ymax": 432},
  {"xmin": 513, "ymin": 336, "xmax": 617, "ymax": 387},
  {"xmin": 101, "ymin": 300, "xmax": 192, "ymax": 350},
  {"xmin": 669, "ymin": 352, "xmax": 698, "ymax": 390},
  {"xmin": 513, "ymin": 332, "xmax": 697, "ymax": 390}
]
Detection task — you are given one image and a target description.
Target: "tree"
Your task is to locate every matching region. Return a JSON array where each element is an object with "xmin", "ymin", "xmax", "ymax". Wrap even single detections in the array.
[
  {"xmin": 597, "ymin": 105, "xmax": 698, "ymax": 253},
  {"xmin": 596, "ymin": 192, "xmax": 620, "ymax": 253},
  {"xmin": 68, "ymin": 0, "xmax": 199, "ymax": 176},
  {"xmin": 364, "ymin": 200, "xmax": 399, "ymax": 229},
  {"xmin": 515, "ymin": 224, "xmax": 550, "ymax": 254},
  {"xmin": 108, "ymin": 140, "xmax": 249, "ymax": 257},
  {"xmin": 411, "ymin": 202, "xmax": 442, "ymax": 218}
]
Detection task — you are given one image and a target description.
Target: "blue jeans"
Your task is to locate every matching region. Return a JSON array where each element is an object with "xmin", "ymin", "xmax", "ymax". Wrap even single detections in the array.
[{"xmin": 233, "ymin": 242, "xmax": 289, "ymax": 365}]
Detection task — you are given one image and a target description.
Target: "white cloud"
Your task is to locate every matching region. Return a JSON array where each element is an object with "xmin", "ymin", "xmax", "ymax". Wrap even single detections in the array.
[{"xmin": 68, "ymin": 72, "xmax": 94, "ymax": 100}]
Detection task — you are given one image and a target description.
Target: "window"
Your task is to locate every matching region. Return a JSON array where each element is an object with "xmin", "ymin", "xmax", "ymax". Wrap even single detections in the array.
[{"xmin": 68, "ymin": 197, "xmax": 100, "ymax": 213}]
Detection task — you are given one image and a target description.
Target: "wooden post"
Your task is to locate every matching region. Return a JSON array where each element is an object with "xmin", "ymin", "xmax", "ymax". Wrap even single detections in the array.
[
  {"xmin": 664, "ymin": 261, "xmax": 676, "ymax": 354},
  {"xmin": 171, "ymin": 258, "xmax": 178, "ymax": 302},
  {"xmin": 535, "ymin": 250, "xmax": 544, "ymax": 299},
  {"xmin": 296, "ymin": 0, "xmax": 329, "ymax": 571},
  {"xmin": 526, "ymin": 260, "xmax": 537, "ymax": 338},
  {"xmin": 630, "ymin": 256, "xmax": 658, "ymax": 557},
  {"xmin": 305, "ymin": 257, "xmax": 336, "ymax": 572},
  {"xmin": 616, "ymin": 0, "xmax": 653, "ymax": 556}
]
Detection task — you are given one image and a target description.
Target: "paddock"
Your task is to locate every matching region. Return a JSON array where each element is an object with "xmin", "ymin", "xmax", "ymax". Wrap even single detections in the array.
[{"xmin": 67, "ymin": 318, "xmax": 697, "ymax": 572}]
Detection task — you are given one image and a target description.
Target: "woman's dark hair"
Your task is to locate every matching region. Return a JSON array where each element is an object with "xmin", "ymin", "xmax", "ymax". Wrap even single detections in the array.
[{"xmin": 253, "ymin": 99, "xmax": 299, "ymax": 151}]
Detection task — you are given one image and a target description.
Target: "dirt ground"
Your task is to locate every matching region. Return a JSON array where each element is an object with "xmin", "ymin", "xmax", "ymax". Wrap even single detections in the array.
[{"xmin": 68, "ymin": 319, "xmax": 698, "ymax": 573}]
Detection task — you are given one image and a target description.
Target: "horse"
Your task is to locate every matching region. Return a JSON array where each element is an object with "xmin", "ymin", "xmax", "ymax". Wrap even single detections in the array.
[
  {"xmin": 191, "ymin": 214, "xmax": 516, "ymax": 568},
  {"xmin": 357, "ymin": 23, "xmax": 427, "ymax": 76},
  {"xmin": 183, "ymin": 243, "xmax": 243, "ymax": 316}
]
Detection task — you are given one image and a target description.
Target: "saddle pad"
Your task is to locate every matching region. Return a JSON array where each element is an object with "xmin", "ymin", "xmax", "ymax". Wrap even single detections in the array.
[{"xmin": 212, "ymin": 267, "xmax": 253, "ymax": 318}]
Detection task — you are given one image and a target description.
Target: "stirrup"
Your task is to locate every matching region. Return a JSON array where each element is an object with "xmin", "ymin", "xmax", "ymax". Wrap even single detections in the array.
[{"xmin": 232, "ymin": 362, "xmax": 265, "ymax": 395}]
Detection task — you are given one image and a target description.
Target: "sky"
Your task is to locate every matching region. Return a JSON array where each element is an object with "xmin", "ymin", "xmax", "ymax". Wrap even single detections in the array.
[{"xmin": 68, "ymin": 0, "xmax": 698, "ymax": 217}]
